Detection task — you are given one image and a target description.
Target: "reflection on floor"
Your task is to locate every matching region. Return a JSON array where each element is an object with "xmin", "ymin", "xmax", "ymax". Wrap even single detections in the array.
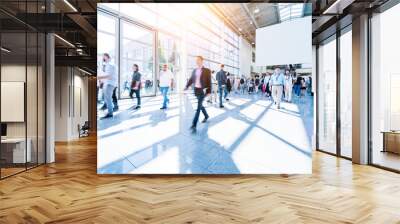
[
  {"xmin": 97, "ymin": 92, "xmax": 314, "ymax": 174},
  {"xmin": 373, "ymin": 150, "xmax": 400, "ymax": 171},
  {"xmin": 0, "ymin": 167, "xmax": 25, "ymax": 178}
]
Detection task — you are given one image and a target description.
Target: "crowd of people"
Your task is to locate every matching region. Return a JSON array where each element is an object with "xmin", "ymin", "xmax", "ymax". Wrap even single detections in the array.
[
  {"xmin": 206, "ymin": 67, "xmax": 312, "ymax": 109},
  {"xmin": 98, "ymin": 52, "xmax": 312, "ymax": 123}
]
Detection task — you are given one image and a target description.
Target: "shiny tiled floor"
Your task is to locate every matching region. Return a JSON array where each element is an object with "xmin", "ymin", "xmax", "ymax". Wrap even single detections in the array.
[{"xmin": 97, "ymin": 91, "xmax": 314, "ymax": 174}]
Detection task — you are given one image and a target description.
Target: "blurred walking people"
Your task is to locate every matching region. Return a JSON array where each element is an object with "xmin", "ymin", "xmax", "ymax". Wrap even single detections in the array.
[
  {"xmin": 130, "ymin": 64, "xmax": 142, "ymax": 109},
  {"xmin": 240, "ymin": 76, "xmax": 246, "ymax": 94},
  {"xmin": 294, "ymin": 74, "xmax": 302, "ymax": 97},
  {"xmin": 216, "ymin": 64, "xmax": 229, "ymax": 108},
  {"xmin": 159, "ymin": 64, "xmax": 174, "ymax": 109},
  {"xmin": 98, "ymin": 53, "xmax": 117, "ymax": 119},
  {"xmin": 184, "ymin": 56, "xmax": 211, "ymax": 133},
  {"xmin": 270, "ymin": 67, "xmax": 285, "ymax": 109},
  {"xmin": 226, "ymin": 73, "xmax": 232, "ymax": 94},
  {"xmin": 264, "ymin": 72, "xmax": 272, "ymax": 98},
  {"xmin": 234, "ymin": 76, "xmax": 240, "ymax": 94},
  {"xmin": 207, "ymin": 71, "xmax": 218, "ymax": 104},
  {"xmin": 284, "ymin": 70, "xmax": 293, "ymax": 102},
  {"xmin": 255, "ymin": 75, "xmax": 260, "ymax": 94}
]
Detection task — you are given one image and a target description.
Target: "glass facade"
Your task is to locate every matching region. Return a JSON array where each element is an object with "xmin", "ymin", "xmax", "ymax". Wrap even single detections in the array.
[
  {"xmin": 158, "ymin": 32, "xmax": 181, "ymax": 93},
  {"xmin": 317, "ymin": 36, "xmax": 337, "ymax": 154},
  {"xmin": 315, "ymin": 1, "xmax": 400, "ymax": 172},
  {"xmin": 98, "ymin": 3, "xmax": 240, "ymax": 97},
  {"xmin": 370, "ymin": 3, "xmax": 400, "ymax": 171},
  {"xmin": 0, "ymin": 1, "xmax": 46, "ymax": 179},
  {"xmin": 339, "ymin": 29, "xmax": 352, "ymax": 158},
  {"xmin": 316, "ymin": 27, "xmax": 353, "ymax": 159},
  {"xmin": 120, "ymin": 20, "xmax": 155, "ymax": 97}
]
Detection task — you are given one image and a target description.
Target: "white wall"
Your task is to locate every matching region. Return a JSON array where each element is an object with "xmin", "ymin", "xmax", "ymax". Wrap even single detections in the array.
[
  {"xmin": 256, "ymin": 16, "xmax": 312, "ymax": 66},
  {"xmin": 55, "ymin": 67, "xmax": 69, "ymax": 141},
  {"xmin": 1, "ymin": 65, "xmax": 42, "ymax": 137},
  {"xmin": 55, "ymin": 67, "xmax": 89, "ymax": 141},
  {"xmin": 72, "ymin": 74, "xmax": 89, "ymax": 138},
  {"xmin": 239, "ymin": 36, "xmax": 252, "ymax": 77},
  {"xmin": 1, "ymin": 64, "xmax": 46, "ymax": 163}
]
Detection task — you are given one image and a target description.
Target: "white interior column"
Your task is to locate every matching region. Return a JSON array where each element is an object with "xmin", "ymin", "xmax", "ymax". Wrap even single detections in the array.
[
  {"xmin": 352, "ymin": 14, "xmax": 369, "ymax": 164},
  {"xmin": 46, "ymin": 32, "xmax": 55, "ymax": 163}
]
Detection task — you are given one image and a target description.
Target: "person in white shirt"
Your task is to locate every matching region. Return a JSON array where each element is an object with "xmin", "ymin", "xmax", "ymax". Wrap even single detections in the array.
[
  {"xmin": 234, "ymin": 77, "xmax": 240, "ymax": 94},
  {"xmin": 269, "ymin": 67, "xmax": 285, "ymax": 109},
  {"xmin": 284, "ymin": 70, "xmax": 293, "ymax": 103},
  {"xmin": 159, "ymin": 64, "xmax": 174, "ymax": 109},
  {"xmin": 264, "ymin": 73, "xmax": 271, "ymax": 98},
  {"xmin": 207, "ymin": 71, "xmax": 218, "ymax": 104},
  {"xmin": 98, "ymin": 53, "xmax": 117, "ymax": 119}
]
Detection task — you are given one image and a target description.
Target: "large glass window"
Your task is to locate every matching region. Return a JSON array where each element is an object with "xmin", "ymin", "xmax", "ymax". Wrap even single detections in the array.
[
  {"xmin": 371, "ymin": 3, "xmax": 400, "ymax": 171},
  {"xmin": 97, "ymin": 3, "xmax": 241, "ymax": 99},
  {"xmin": 27, "ymin": 31, "xmax": 38, "ymax": 169},
  {"xmin": 97, "ymin": 11, "xmax": 118, "ymax": 97},
  {"xmin": 120, "ymin": 20, "xmax": 155, "ymax": 97},
  {"xmin": 158, "ymin": 33, "xmax": 181, "ymax": 93},
  {"xmin": 1, "ymin": 32, "xmax": 27, "ymax": 177},
  {"xmin": 0, "ymin": 1, "xmax": 46, "ymax": 179},
  {"xmin": 97, "ymin": 12, "xmax": 118, "ymax": 62},
  {"xmin": 318, "ymin": 37, "xmax": 337, "ymax": 154},
  {"xmin": 38, "ymin": 33, "xmax": 46, "ymax": 165},
  {"xmin": 340, "ymin": 29, "xmax": 352, "ymax": 158}
]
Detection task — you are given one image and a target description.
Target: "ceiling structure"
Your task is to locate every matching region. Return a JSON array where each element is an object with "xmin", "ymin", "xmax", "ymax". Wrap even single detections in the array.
[
  {"xmin": 211, "ymin": 0, "xmax": 391, "ymax": 46},
  {"xmin": 211, "ymin": 2, "xmax": 312, "ymax": 46},
  {"xmin": 310, "ymin": 0, "xmax": 390, "ymax": 44},
  {"xmin": 0, "ymin": 0, "xmax": 97, "ymax": 74},
  {"xmin": 0, "ymin": 0, "xmax": 394, "ymax": 74}
]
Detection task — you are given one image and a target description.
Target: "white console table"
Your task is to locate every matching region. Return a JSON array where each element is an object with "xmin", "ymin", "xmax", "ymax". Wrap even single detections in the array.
[{"xmin": 1, "ymin": 138, "xmax": 31, "ymax": 163}]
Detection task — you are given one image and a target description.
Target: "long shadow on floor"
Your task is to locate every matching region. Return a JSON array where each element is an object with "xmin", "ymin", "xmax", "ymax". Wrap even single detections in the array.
[{"xmin": 98, "ymin": 93, "xmax": 313, "ymax": 174}]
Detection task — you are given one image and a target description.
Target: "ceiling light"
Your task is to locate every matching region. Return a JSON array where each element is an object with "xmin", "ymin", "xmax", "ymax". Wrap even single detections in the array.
[
  {"xmin": 238, "ymin": 28, "xmax": 242, "ymax": 31},
  {"xmin": 1, "ymin": 47, "xmax": 11, "ymax": 53},
  {"xmin": 63, "ymin": 0, "xmax": 78, "ymax": 12},
  {"xmin": 54, "ymin": 34, "xmax": 75, "ymax": 48},
  {"xmin": 254, "ymin": 8, "xmax": 260, "ymax": 14}
]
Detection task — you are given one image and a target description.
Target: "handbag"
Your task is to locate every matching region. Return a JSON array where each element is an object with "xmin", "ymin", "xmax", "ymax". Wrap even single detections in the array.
[{"xmin": 131, "ymin": 80, "xmax": 142, "ymax": 90}]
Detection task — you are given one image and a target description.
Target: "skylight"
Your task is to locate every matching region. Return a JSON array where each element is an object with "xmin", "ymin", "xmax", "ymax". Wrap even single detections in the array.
[{"xmin": 278, "ymin": 3, "xmax": 304, "ymax": 22}]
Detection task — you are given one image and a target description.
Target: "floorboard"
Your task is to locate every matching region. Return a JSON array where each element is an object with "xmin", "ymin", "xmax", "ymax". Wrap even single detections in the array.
[{"xmin": 0, "ymin": 136, "xmax": 400, "ymax": 223}]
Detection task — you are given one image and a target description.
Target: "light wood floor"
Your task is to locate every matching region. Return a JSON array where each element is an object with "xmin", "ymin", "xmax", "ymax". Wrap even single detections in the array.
[{"xmin": 0, "ymin": 136, "xmax": 400, "ymax": 224}]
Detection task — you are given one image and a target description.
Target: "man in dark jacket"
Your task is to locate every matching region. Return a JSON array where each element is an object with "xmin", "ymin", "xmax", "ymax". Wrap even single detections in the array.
[
  {"xmin": 130, "ymin": 64, "xmax": 141, "ymax": 109},
  {"xmin": 216, "ymin": 64, "xmax": 229, "ymax": 108},
  {"xmin": 184, "ymin": 56, "xmax": 211, "ymax": 132}
]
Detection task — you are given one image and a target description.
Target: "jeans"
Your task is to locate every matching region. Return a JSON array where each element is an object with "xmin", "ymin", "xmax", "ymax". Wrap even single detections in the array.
[
  {"xmin": 102, "ymin": 86, "xmax": 118, "ymax": 109},
  {"xmin": 240, "ymin": 85, "xmax": 245, "ymax": 94},
  {"xmin": 130, "ymin": 89, "xmax": 141, "ymax": 106},
  {"xmin": 104, "ymin": 84, "xmax": 115, "ymax": 115},
  {"xmin": 160, "ymin": 86, "xmax": 169, "ymax": 108},
  {"xmin": 218, "ymin": 85, "xmax": 228, "ymax": 106},
  {"xmin": 192, "ymin": 90, "xmax": 209, "ymax": 127},
  {"xmin": 112, "ymin": 87, "xmax": 118, "ymax": 108},
  {"xmin": 294, "ymin": 84, "xmax": 301, "ymax": 96}
]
